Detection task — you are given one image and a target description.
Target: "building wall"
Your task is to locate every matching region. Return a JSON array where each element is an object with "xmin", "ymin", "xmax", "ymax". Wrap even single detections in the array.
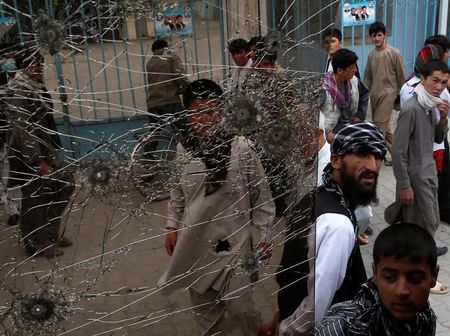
[
  {"xmin": 262, "ymin": 0, "xmax": 441, "ymax": 76},
  {"xmin": 225, "ymin": 0, "xmax": 261, "ymax": 41}
]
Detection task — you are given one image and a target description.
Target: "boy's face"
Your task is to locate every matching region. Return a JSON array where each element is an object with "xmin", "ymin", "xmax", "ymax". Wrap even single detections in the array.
[
  {"xmin": 370, "ymin": 31, "xmax": 386, "ymax": 48},
  {"xmin": 187, "ymin": 97, "xmax": 222, "ymax": 138},
  {"xmin": 443, "ymin": 49, "xmax": 449, "ymax": 63},
  {"xmin": 231, "ymin": 50, "xmax": 248, "ymax": 66},
  {"xmin": 421, "ymin": 70, "xmax": 449, "ymax": 97},
  {"xmin": 337, "ymin": 63, "xmax": 357, "ymax": 80},
  {"xmin": 372, "ymin": 256, "xmax": 438, "ymax": 321},
  {"xmin": 323, "ymin": 36, "xmax": 341, "ymax": 56},
  {"xmin": 25, "ymin": 62, "xmax": 44, "ymax": 82}
]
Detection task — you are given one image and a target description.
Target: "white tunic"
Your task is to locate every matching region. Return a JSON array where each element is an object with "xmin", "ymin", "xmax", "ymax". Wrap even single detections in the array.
[{"xmin": 158, "ymin": 136, "xmax": 275, "ymax": 295}]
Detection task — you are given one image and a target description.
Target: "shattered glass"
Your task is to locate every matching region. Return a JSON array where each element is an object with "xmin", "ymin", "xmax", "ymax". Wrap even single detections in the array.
[{"xmin": 0, "ymin": 0, "xmax": 336, "ymax": 334}]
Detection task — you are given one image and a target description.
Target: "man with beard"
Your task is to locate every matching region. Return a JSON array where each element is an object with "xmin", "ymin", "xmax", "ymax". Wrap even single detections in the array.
[{"xmin": 276, "ymin": 122, "xmax": 386, "ymax": 335}]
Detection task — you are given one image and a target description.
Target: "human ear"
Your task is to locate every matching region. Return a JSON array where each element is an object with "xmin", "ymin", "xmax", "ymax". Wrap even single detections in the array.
[
  {"xmin": 330, "ymin": 154, "xmax": 341, "ymax": 170},
  {"xmin": 431, "ymin": 265, "xmax": 440, "ymax": 288}
]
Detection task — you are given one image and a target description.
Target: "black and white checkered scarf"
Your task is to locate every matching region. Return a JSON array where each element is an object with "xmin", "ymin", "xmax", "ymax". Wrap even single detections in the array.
[{"xmin": 314, "ymin": 280, "xmax": 436, "ymax": 336}]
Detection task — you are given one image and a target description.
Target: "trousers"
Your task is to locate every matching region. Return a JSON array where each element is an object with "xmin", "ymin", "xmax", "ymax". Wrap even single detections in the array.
[
  {"xmin": 370, "ymin": 92, "xmax": 396, "ymax": 153},
  {"xmin": 189, "ymin": 271, "xmax": 262, "ymax": 335}
]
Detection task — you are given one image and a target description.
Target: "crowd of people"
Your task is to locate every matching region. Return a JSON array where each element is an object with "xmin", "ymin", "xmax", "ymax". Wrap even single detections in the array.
[
  {"xmin": 1, "ymin": 18, "xmax": 449, "ymax": 335},
  {"xmin": 146, "ymin": 21, "xmax": 450, "ymax": 336}
]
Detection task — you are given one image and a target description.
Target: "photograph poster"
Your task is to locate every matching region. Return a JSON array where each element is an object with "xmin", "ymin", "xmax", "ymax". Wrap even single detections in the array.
[
  {"xmin": 342, "ymin": 1, "xmax": 376, "ymax": 27},
  {"xmin": 154, "ymin": 1, "xmax": 192, "ymax": 37}
]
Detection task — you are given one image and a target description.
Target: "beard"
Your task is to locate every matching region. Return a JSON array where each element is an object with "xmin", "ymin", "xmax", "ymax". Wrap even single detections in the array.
[{"xmin": 339, "ymin": 162, "xmax": 379, "ymax": 208}]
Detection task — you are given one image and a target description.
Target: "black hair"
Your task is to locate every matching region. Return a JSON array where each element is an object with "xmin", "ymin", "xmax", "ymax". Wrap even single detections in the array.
[
  {"xmin": 0, "ymin": 42, "xmax": 15, "ymax": 56},
  {"xmin": 151, "ymin": 39, "xmax": 169, "ymax": 52},
  {"xmin": 369, "ymin": 21, "xmax": 386, "ymax": 36},
  {"xmin": 228, "ymin": 38, "xmax": 249, "ymax": 54},
  {"xmin": 255, "ymin": 49, "xmax": 277, "ymax": 65},
  {"xmin": 424, "ymin": 34, "xmax": 450, "ymax": 52},
  {"xmin": 248, "ymin": 36, "xmax": 263, "ymax": 48},
  {"xmin": 331, "ymin": 48, "xmax": 358, "ymax": 73},
  {"xmin": 421, "ymin": 59, "xmax": 450, "ymax": 77},
  {"xmin": 322, "ymin": 27, "xmax": 342, "ymax": 42},
  {"xmin": 373, "ymin": 223, "xmax": 437, "ymax": 270},
  {"xmin": 182, "ymin": 78, "xmax": 223, "ymax": 109}
]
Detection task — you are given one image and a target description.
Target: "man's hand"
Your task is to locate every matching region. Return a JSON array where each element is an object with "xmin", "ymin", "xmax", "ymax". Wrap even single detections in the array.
[
  {"xmin": 326, "ymin": 131, "xmax": 335, "ymax": 143},
  {"xmin": 438, "ymin": 100, "xmax": 450, "ymax": 124},
  {"xmin": 399, "ymin": 186, "xmax": 414, "ymax": 205},
  {"xmin": 165, "ymin": 228, "xmax": 177, "ymax": 256},
  {"xmin": 257, "ymin": 311, "xmax": 279, "ymax": 336},
  {"xmin": 39, "ymin": 161, "xmax": 53, "ymax": 176},
  {"xmin": 357, "ymin": 233, "xmax": 369, "ymax": 246},
  {"xmin": 256, "ymin": 241, "xmax": 273, "ymax": 261}
]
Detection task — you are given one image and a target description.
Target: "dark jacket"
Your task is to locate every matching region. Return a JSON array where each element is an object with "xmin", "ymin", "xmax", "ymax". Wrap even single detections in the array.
[
  {"xmin": 146, "ymin": 49, "xmax": 189, "ymax": 109},
  {"xmin": 277, "ymin": 187, "xmax": 367, "ymax": 320}
]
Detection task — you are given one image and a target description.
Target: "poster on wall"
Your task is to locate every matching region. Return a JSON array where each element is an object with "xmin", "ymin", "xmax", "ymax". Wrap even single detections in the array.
[
  {"xmin": 0, "ymin": 16, "xmax": 16, "ymax": 39},
  {"xmin": 154, "ymin": 1, "xmax": 192, "ymax": 37},
  {"xmin": 342, "ymin": 1, "xmax": 376, "ymax": 27}
]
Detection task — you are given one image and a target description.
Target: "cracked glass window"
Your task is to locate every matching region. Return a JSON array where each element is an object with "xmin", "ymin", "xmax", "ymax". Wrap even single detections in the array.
[{"xmin": 0, "ymin": 0, "xmax": 336, "ymax": 335}]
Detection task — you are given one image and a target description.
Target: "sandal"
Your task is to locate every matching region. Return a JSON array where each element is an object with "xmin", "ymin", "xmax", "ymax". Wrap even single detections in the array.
[{"xmin": 430, "ymin": 281, "xmax": 449, "ymax": 295}]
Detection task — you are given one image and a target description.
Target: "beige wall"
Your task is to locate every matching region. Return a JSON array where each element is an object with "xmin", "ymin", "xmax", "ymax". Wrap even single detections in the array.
[{"xmin": 225, "ymin": 0, "xmax": 261, "ymax": 41}]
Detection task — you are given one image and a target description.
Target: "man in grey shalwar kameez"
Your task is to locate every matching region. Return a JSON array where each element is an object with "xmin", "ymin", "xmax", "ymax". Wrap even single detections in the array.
[
  {"xmin": 158, "ymin": 79, "xmax": 275, "ymax": 335},
  {"xmin": 392, "ymin": 60, "xmax": 449, "ymax": 245}
]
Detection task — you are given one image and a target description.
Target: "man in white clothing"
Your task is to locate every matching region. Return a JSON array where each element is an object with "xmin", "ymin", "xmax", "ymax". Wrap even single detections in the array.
[
  {"xmin": 258, "ymin": 122, "xmax": 384, "ymax": 336},
  {"xmin": 279, "ymin": 122, "xmax": 385, "ymax": 335},
  {"xmin": 227, "ymin": 38, "xmax": 252, "ymax": 91}
]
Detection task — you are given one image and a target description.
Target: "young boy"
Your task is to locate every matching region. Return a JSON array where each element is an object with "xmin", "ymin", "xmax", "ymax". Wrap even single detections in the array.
[
  {"xmin": 227, "ymin": 38, "xmax": 252, "ymax": 90},
  {"xmin": 364, "ymin": 22, "xmax": 405, "ymax": 163},
  {"xmin": 399, "ymin": 40, "xmax": 450, "ymax": 259},
  {"xmin": 322, "ymin": 28, "xmax": 343, "ymax": 74},
  {"xmin": 314, "ymin": 223, "xmax": 439, "ymax": 336},
  {"xmin": 393, "ymin": 60, "xmax": 449, "ymax": 241},
  {"xmin": 320, "ymin": 49, "xmax": 369, "ymax": 137},
  {"xmin": 158, "ymin": 79, "xmax": 275, "ymax": 335}
]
